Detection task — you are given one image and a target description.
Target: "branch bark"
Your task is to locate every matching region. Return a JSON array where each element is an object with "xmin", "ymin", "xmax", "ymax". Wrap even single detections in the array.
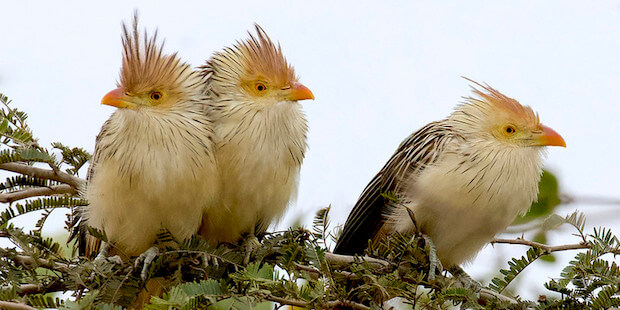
[
  {"xmin": 491, "ymin": 237, "xmax": 620, "ymax": 255},
  {"xmin": 0, "ymin": 301, "xmax": 36, "ymax": 310},
  {"xmin": 0, "ymin": 162, "xmax": 85, "ymax": 190},
  {"xmin": 265, "ymin": 294, "xmax": 370, "ymax": 310},
  {"xmin": 491, "ymin": 238, "xmax": 590, "ymax": 254},
  {"xmin": 1, "ymin": 281, "xmax": 65, "ymax": 296},
  {"xmin": 6, "ymin": 253, "xmax": 71, "ymax": 273},
  {"xmin": 324, "ymin": 252, "xmax": 391, "ymax": 270},
  {"xmin": 479, "ymin": 288, "xmax": 520, "ymax": 305},
  {"xmin": 0, "ymin": 184, "xmax": 76, "ymax": 203}
]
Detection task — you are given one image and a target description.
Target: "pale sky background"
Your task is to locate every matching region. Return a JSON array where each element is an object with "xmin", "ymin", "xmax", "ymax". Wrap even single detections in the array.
[{"xmin": 1, "ymin": 0, "xmax": 619, "ymax": 301}]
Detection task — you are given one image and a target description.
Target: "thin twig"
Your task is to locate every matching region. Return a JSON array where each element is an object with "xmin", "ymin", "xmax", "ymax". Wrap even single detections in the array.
[
  {"xmin": 491, "ymin": 238, "xmax": 590, "ymax": 254},
  {"xmin": 6, "ymin": 253, "xmax": 71, "ymax": 273},
  {"xmin": 0, "ymin": 162, "xmax": 85, "ymax": 190},
  {"xmin": 265, "ymin": 294, "xmax": 370, "ymax": 310},
  {"xmin": 325, "ymin": 252, "xmax": 391, "ymax": 270},
  {"xmin": 562, "ymin": 194, "xmax": 620, "ymax": 206},
  {"xmin": 293, "ymin": 262, "xmax": 358, "ymax": 280},
  {"xmin": 1, "ymin": 281, "xmax": 65, "ymax": 296},
  {"xmin": 0, "ymin": 184, "xmax": 76, "ymax": 203},
  {"xmin": 479, "ymin": 288, "xmax": 520, "ymax": 305},
  {"xmin": 0, "ymin": 301, "xmax": 36, "ymax": 310}
]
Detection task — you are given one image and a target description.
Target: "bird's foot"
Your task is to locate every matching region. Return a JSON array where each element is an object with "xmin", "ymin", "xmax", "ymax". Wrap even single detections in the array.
[
  {"xmin": 93, "ymin": 242, "xmax": 123, "ymax": 265},
  {"xmin": 134, "ymin": 246, "xmax": 160, "ymax": 281},
  {"xmin": 421, "ymin": 234, "xmax": 443, "ymax": 281},
  {"xmin": 449, "ymin": 265, "xmax": 482, "ymax": 292},
  {"xmin": 243, "ymin": 234, "xmax": 261, "ymax": 265}
]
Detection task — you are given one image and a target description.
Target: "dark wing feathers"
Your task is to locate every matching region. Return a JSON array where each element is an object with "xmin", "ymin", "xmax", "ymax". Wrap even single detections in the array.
[
  {"xmin": 68, "ymin": 119, "xmax": 111, "ymax": 257},
  {"xmin": 333, "ymin": 121, "xmax": 455, "ymax": 255}
]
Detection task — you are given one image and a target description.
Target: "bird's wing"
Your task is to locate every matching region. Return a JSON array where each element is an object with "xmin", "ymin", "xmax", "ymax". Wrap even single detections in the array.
[
  {"xmin": 333, "ymin": 121, "xmax": 456, "ymax": 255},
  {"xmin": 68, "ymin": 118, "xmax": 114, "ymax": 257}
]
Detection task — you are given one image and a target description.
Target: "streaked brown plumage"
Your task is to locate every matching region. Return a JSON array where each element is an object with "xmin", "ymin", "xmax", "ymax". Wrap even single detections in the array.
[
  {"xmin": 82, "ymin": 16, "xmax": 217, "ymax": 258},
  {"xmin": 198, "ymin": 25, "xmax": 314, "ymax": 244},
  {"xmin": 334, "ymin": 79, "xmax": 565, "ymax": 268}
]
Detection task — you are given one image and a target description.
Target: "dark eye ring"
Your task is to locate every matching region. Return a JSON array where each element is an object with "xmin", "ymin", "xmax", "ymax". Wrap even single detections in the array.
[
  {"xmin": 505, "ymin": 125, "xmax": 516, "ymax": 134},
  {"xmin": 255, "ymin": 83, "xmax": 266, "ymax": 92},
  {"xmin": 150, "ymin": 91, "xmax": 163, "ymax": 100}
]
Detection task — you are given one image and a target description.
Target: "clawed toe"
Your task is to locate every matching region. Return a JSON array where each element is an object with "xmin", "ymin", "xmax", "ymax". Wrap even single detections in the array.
[
  {"xmin": 134, "ymin": 246, "xmax": 160, "ymax": 281},
  {"xmin": 421, "ymin": 234, "xmax": 442, "ymax": 281},
  {"xmin": 449, "ymin": 265, "xmax": 482, "ymax": 292}
]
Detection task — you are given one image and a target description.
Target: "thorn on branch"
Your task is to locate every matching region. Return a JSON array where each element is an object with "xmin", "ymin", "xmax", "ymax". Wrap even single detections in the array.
[{"xmin": 491, "ymin": 237, "xmax": 591, "ymax": 254}]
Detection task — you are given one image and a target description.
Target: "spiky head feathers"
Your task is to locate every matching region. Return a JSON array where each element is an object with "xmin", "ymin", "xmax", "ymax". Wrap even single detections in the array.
[
  {"xmin": 450, "ymin": 78, "xmax": 565, "ymax": 148},
  {"xmin": 106, "ymin": 15, "xmax": 204, "ymax": 109},
  {"xmin": 204, "ymin": 24, "xmax": 313, "ymax": 103}
]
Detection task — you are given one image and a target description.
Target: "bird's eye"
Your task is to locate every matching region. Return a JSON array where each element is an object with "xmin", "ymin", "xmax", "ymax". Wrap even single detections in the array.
[
  {"xmin": 505, "ymin": 125, "xmax": 516, "ymax": 134},
  {"xmin": 150, "ymin": 91, "xmax": 163, "ymax": 100},
  {"xmin": 255, "ymin": 83, "xmax": 267, "ymax": 92}
]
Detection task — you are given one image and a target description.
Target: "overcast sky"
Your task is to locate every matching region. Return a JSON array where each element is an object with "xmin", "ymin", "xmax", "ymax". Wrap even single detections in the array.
[{"xmin": 1, "ymin": 1, "xmax": 619, "ymax": 300}]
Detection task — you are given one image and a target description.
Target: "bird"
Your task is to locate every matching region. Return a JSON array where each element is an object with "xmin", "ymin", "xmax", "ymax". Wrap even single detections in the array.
[
  {"xmin": 333, "ymin": 79, "xmax": 565, "ymax": 272},
  {"xmin": 81, "ymin": 15, "xmax": 217, "ymax": 259},
  {"xmin": 198, "ymin": 25, "xmax": 314, "ymax": 246}
]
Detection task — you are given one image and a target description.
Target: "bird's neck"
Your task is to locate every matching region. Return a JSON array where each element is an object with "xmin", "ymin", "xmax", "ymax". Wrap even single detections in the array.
[
  {"xmin": 214, "ymin": 99, "xmax": 308, "ymax": 166},
  {"xmin": 454, "ymin": 139, "xmax": 545, "ymax": 211},
  {"xmin": 100, "ymin": 105, "xmax": 214, "ymax": 176}
]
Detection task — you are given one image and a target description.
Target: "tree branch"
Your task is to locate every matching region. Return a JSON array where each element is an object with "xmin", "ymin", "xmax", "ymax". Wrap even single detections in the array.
[
  {"xmin": 324, "ymin": 252, "xmax": 391, "ymax": 271},
  {"xmin": 0, "ymin": 184, "xmax": 76, "ymax": 203},
  {"xmin": 479, "ymin": 288, "xmax": 520, "ymax": 305},
  {"xmin": 0, "ymin": 301, "xmax": 36, "ymax": 310},
  {"xmin": 491, "ymin": 238, "xmax": 590, "ymax": 254},
  {"xmin": 293, "ymin": 262, "xmax": 358, "ymax": 280},
  {"xmin": 1, "ymin": 281, "xmax": 65, "ymax": 296},
  {"xmin": 5, "ymin": 253, "xmax": 70, "ymax": 273},
  {"xmin": 265, "ymin": 294, "xmax": 370, "ymax": 310},
  {"xmin": 492, "ymin": 237, "xmax": 620, "ymax": 255},
  {"xmin": 0, "ymin": 162, "xmax": 85, "ymax": 190},
  {"xmin": 562, "ymin": 194, "xmax": 620, "ymax": 206}
]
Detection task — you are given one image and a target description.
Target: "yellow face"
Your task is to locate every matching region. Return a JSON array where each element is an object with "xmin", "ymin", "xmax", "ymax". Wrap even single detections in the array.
[
  {"xmin": 492, "ymin": 119, "xmax": 565, "ymax": 148},
  {"xmin": 101, "ymin": 87, "xmax": 177, "ymax": 110},
  {"xmin": 240, "ymin": 77, "xmax": 314, "ymax": 103}
]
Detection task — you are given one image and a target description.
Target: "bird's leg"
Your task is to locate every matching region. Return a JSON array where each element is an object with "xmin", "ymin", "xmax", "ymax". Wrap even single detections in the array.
[
  {"xmin": 93, "ymin": 242, "xmax": 123, "ymax": 265},
  {"xmin": 242, "ymin": 232, "xmax": 261, "ymax": 265},
  {"xmin": 134, "ymin": 246, "xmax": 160, "ymax": 281},
  {"xmin": 421, "ymin": 234, "xmax": 443, "ymax": 281},
  {"xmin": 94, "ymin": 242, "xmax": 111, "ymax": 261},
  {"xmin": 405, "ymin": 207, "xmax": 442, "ymax": 280},
  {"xmin": 448, "ymin": 265, "xmax": 482, "ymax": 292}
]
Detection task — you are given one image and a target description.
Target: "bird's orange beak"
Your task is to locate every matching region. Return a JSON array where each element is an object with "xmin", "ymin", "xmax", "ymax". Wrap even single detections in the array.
[
  {"xmin": 101, "ymin": 87, "xmax": 138, "ymax": 109},
  {"xmin": 287, "ymin": 82, "xmax": 314, "ymax": 101},
  {"xmin": 534, "ymin": 124, "xmax": 566, "ymax": 147}
]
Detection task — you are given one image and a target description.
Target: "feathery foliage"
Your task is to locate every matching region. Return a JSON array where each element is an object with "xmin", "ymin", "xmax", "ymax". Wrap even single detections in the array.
[{"xmin": 0, "ymin": 92, "xmax": 618, "ymax": 309}]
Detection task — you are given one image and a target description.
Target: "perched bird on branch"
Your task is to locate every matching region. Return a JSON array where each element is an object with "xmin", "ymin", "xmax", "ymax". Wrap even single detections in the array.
[
  {"xmin": 81, "ymin": 16, "xmax": 217, "ymax": 258},
  {"xmin": 198, "ymin": 25, "xmax": 314, "ymax": 245},
  {"xmin": 334, "ymin": 79, "xmax": 565, "ymax": 271}
]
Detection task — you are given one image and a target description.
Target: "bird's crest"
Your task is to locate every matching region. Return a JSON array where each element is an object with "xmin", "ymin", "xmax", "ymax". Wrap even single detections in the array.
[
  {"xmin": 118, "ymin": 14, "xmax": 198, "ymax": 96},
  {"xmin": 205, "ymin": 24, "xmax": 297, "ymax": 89},
  {"xmin": 462, "ymin": 77, "xmax": 539, "ymax": 127},
  {"xmin": 237, "ymin": 24, "xmax": 296, "ymax": 85}
]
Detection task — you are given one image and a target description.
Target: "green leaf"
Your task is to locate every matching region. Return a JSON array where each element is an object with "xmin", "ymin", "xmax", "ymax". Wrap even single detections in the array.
[
  {"xmin": 17, "ymin": 148, "xmax": 55, "ymax": 163},
  {"xmin": 541, "ymin": 214, "xmax": 566, "ymax": 232},
  {"xmin": 489, "ymin": 247, "xmax": 546, "ymax": 293}
]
